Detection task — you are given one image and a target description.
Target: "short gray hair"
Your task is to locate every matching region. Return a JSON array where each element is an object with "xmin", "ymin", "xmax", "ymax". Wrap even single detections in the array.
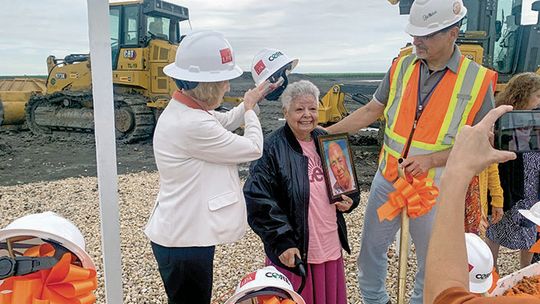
[{"xmin": 280, "ymin": 80, "xmax": 320, "ymax": 111}]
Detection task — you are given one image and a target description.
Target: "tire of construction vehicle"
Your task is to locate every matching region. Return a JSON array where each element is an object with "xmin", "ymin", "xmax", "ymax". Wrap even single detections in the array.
[
  {"xmin": 25, "ymin": 92, "xmax": 155, "ymax": 143},
  {"xmin": 113, "ymin": 94, "xmax": 155, "ymax": 143}
]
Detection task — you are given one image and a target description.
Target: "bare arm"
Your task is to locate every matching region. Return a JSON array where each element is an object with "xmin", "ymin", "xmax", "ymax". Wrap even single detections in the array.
[
  {"xmin": 424, "ymin": 106, "xmax": 516, "ymax": 303},
  {"xmin": 326, "ymin": 99, "xmax": 385, "ymax": 134},
  {"xmin": 430, "ymin": 149, "xmax": 451, "ymax": 168}
]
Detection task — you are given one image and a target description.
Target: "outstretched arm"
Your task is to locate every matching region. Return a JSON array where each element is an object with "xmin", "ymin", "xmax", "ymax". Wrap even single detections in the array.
[
  {"xmin": 326, "ymin": 99, "xmax": 385, "ymax": 135},
  {"xmin": 425, "ymin": 106, "xmax": 516, "ymax": 303}
]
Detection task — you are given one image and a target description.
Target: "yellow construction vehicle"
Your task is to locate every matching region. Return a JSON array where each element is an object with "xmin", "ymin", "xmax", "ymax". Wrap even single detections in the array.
[
  {"xmin": 1, "ymin": 0, "xmax": 190, "ymax": 142},
  {"xmin": 318, "ymin": 84, "xmax": 373, "ymax": 125},
  {"xmin": 0, "ymin": 78, "xmax": 46, "ymax": 127}
]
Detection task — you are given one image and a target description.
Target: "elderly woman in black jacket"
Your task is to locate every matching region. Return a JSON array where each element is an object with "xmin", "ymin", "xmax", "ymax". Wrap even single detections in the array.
[{"xmin": 243, "ymin": 80, "xmax": 359, "ymax": 304}]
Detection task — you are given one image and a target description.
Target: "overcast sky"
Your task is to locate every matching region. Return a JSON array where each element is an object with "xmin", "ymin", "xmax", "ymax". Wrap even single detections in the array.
[{"xmin": 1, "ymin": 0, "xmax": 538, "ymax": 75}]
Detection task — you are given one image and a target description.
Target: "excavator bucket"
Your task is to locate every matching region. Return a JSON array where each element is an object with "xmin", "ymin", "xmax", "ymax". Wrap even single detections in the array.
[{"xmin": 0, "ymin": 78, "xmax": 46, "ymax": 126}]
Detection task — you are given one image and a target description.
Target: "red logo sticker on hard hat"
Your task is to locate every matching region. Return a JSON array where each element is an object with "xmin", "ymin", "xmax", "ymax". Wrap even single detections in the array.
[
  {"xmin": 239, "ymin": 271, "xmax": 257, "ymax": 287},
  {"xmin": 220, "ymin": 48, "xmax": 233, "ymax": 64},
  {"xmin": 453, "ymin": 1, "xmax": 461, "ymax": 15},
  {"xmin": 254, "ymin": 60, "xmax": 266, "ymax": 75}
]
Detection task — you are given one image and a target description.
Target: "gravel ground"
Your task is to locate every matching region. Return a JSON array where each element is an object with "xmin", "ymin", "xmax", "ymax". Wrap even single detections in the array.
[{"xmin": 0, "ymin": 172, "xmax": 521, "ymax": 303}]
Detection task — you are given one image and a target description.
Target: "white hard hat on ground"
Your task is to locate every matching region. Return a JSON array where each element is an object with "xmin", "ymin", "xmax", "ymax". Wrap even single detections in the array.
[
  {"xmin": 465, "ymin": 233, "xmax": 494, "ymax": 293},
  {"xmin": 405, "ymin": 0, "xmax": 467, "ymax": 36},
  {"xmin": 251, "ymin": 48, "xmax": 298, "ymax": 87},
  {"xmin": 163, "ymin": 30, "xmax": 243, "ymax": 82},
  {"xmin": 225, "ymin": 266, "xmax": 305, "ymax": 304},
  {"xmin": 519, "ymin": 201, "xmax": 540, "ymax": 226},
  {"xmin": 0, "ymin": 211, "xmax": 95, "ymax": 269}
]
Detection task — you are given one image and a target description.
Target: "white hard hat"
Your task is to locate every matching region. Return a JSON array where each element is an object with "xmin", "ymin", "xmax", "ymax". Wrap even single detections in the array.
[
  {"xmin": 405, "ymin": 0, "xmax": 467, "ymax": 36},
  {"xmin": 465, "ymin": 233, "xmax": 493, "ymax": 293},
  {"xmin": 251, "ymin": 48, "xmax": 298, "ymax": 86},
  {"xmin": 519, "ymin": 201, "xmax": 540, "ymax": 226},
  {"xmin": 225, "ymin": 266, "xmax": 305, "ymax": 304},
  {"xmin": 163, "ymin": 30, "xmax": 243, "ymax": 82},
  {"xmin": 0, "ymin": 212, "xmax": 95, "ymax": 269}
]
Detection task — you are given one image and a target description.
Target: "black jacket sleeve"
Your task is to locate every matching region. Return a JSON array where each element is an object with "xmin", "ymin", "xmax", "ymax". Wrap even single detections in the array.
[{"xmin": 243, "ymin": 145, "xmax": 297, "ymax": 258}]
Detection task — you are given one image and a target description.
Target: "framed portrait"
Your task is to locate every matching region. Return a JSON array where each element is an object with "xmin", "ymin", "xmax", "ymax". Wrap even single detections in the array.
[{"xmin": 318, "ymin": 133, "xmax": 359, "ymax": 202}]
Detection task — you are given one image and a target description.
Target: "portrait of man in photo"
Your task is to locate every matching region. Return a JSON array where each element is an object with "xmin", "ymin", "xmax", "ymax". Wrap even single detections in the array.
[{"xmin": 325, "ymin": 140, "xmax": 356, "ymax": 197}]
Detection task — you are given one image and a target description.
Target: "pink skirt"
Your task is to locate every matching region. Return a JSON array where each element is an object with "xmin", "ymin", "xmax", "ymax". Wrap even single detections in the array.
[{"xmin": 266, "ymin": 257, "xmax": 347, "ymax": 304}]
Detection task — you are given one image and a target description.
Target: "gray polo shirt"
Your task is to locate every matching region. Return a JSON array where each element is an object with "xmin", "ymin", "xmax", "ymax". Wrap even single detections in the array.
[{"xmin": 373, "ymin": 46, "xmax": 494, "ymax": 125}]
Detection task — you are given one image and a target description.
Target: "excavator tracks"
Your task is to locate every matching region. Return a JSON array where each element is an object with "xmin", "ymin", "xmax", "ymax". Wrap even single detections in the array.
[{"xmin": 25, "ymin": 92, "xmax": 155, "ymax": 143}]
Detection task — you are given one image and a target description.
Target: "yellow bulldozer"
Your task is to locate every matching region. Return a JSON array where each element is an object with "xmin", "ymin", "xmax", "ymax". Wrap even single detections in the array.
[{"xmin": 0, "ymin": 0, "xmax": 190, "ymax": 142}]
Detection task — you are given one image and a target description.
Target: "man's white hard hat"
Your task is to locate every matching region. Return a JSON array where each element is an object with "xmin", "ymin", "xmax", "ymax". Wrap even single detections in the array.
[{"xmin": 405, "ymin": 0, "xmax": 467, "ymax": 36}]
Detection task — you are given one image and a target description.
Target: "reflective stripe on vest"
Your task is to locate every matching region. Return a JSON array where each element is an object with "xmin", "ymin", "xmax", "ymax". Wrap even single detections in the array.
[{"xmin": 379, "ymin": 54, "xmax": 495, "ymax": 182}]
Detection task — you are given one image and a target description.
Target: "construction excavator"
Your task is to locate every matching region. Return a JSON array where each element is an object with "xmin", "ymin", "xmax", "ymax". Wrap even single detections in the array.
[
  {"xmin": 318, "ymin": 0, "xmax": 540, "ymax": 126},
  {"xmin": 0, "ymin": 0, "xmax": 190, "ymax": 142}
]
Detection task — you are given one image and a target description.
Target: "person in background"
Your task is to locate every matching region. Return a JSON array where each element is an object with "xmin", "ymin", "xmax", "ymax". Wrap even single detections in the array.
[
  {"xmin": 244, "ymin": 80, "xmax": 359, "ymax": 304},
  {"xmin": 326, "ymin": 0, "xmax": 497, "ymax": 302},
  {"xmin": 464, "ymin": 164, "xmax": 504, "ymax": 236},
  {"xmin": 486, "ymin": 72, "xmax": 540, "ymax": 270},
  {"xmin": 480, "ymin": 164, "xmax": 505, "ymax": 228},
  {"xmin": 424, "ymin": 105, "xmax": 540, "ymax": 304},
  {"xmin": 145, "ymin": 31, "xmax": 268, "ymax": 304}
]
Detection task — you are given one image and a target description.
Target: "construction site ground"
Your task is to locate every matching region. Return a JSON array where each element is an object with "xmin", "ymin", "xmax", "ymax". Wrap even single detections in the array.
[
  {"xmin": 0, "ymin": 74, "xmax": 522, "ymax": 303},
  {"xmin": 0, "ymin": 73, "xmax": 382, "ymax": 187}
]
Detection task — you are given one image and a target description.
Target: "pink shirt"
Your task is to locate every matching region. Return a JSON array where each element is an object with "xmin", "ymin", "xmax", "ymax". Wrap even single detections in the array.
[{"xmin": 299, "ymin": 140, "xmax": 342, "ymax": 264}]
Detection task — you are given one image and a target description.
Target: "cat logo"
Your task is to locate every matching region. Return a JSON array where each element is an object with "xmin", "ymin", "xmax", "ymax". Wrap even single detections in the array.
[{"xmin": 123, "ymin": 49, "xmax": 137, "ymax": 60}]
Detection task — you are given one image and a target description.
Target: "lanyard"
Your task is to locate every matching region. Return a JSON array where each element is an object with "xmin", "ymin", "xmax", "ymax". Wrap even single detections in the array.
[
  {"xmin": 415, "ymin": 68, "xmax": 447, "ymax": 120},
  {"xmin": 402, "ymin": 68, "xmax": 448, "ymax": 159}
]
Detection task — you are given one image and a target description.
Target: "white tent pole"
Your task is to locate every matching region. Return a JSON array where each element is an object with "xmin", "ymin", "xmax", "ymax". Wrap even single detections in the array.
[{"xmin": 86, "ymin": 0, "xmax": 124, "ymax": 303}]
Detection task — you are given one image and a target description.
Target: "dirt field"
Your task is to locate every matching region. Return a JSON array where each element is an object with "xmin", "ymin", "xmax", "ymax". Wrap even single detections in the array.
[{"xmin": 0, "ymin": 73, "xmax": 381, "ymax": 187}]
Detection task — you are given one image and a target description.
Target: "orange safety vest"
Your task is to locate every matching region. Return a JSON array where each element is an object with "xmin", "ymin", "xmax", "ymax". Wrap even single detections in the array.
[{"xmin": 379, "ymin": 54, "xmax": 497, "ymax": 183}]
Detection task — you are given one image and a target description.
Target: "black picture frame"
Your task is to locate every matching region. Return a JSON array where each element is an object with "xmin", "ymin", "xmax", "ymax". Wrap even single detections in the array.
[{"xmin": 318, "ymin": 133, "xmax": 359, "ymax": 202}]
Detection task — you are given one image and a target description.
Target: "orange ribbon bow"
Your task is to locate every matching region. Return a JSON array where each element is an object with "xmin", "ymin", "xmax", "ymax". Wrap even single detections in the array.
[
  {"xmin": 377, "ymin": 176, "xmax": 439, "ymax": 222},
  {"xmin": 0, "ymin": 243, "xmax": 97, "ymax": 304}
]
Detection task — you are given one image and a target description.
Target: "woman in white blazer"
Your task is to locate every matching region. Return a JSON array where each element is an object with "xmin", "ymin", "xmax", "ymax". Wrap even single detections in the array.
[{"xmin": 145, "ymin": 31, "xmax": 267, "ymax": 304}]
